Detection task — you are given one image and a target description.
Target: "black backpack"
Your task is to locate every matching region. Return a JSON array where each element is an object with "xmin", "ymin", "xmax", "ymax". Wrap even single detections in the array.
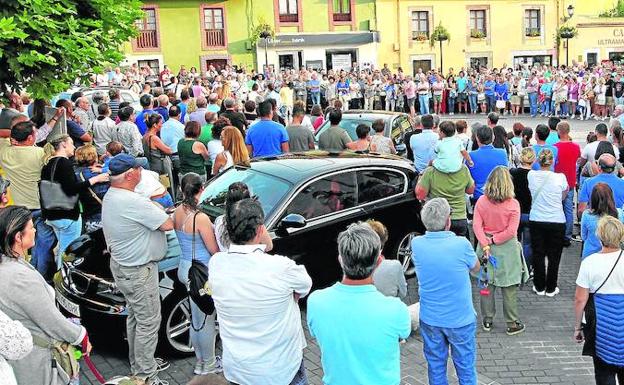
[{"xmin": 187, "ymin": 212, "xmax": 215, "ymax": 321}]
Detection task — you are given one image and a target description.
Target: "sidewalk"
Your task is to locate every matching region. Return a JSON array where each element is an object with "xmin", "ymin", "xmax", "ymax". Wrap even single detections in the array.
[{"xmin": 81, "ymin": 241, "xmax": 593, "ymax": 385}]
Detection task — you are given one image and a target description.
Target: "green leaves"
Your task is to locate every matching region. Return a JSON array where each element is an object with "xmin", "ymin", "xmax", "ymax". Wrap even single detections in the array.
[{"xmin": 0, "ymin": 0, "xmax": 143, "ymax": 99}]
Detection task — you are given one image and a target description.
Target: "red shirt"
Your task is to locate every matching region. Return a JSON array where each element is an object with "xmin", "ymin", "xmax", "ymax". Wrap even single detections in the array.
[{"xmin": 554, "ymin": 141, "xmax": 581, "ymax": 188}]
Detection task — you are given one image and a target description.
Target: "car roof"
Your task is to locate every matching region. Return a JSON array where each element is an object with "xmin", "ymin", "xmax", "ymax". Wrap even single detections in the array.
[
  {"xmin": 248, "ymin": 151, "xmax": 415, "ymax": 184},
  {"xmin": 340, "ymin": 110, "xmax": 409, "ymax": 120}
]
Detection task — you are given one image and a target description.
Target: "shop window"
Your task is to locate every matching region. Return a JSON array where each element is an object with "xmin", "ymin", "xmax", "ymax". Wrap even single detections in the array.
[
  {"xmin": 134, "ymin": 7, "xmax": 159, "ymax": 49},
  {"xmin": 333, "ymin": 0, "xmax": 352, "ymax": 22},
  {"xmin": 469, "ymin": 10, "xmax": 487, "ymax": 38},
  {"xmin": 411, "ymin": 11, "xmax": 430, "ymax": 40},
  {"xmin": 524, "ymin": 9, "xmax": 541, "ymax": 37},
  {"xmin": 279, "ymin": 0, "xmax": 299, "ymax": 23},
  {"xmin": 587, "ymin": 53, "xmax": 598, "ymax": 67},
  {"xmin": 202, "ymin": 7, "xmax": 226, "ymax": 49},
  {"xmin": 137, "ymin": 59, "xmax": 160, "ymax": 75}
]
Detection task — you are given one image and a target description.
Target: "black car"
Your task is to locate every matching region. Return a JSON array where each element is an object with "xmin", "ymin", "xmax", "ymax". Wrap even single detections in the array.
[
  {"xmin": 314, "ymin": 110, "xmax": 416, "ymax": 154},
  {"xmin": 54, "ymin": 152, "xmax": 424, "ymax": 356}
]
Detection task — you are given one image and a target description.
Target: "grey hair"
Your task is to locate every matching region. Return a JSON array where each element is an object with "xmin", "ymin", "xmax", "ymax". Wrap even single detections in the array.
[
  {"xmin": 412, "ymin": 115, "xmax": 421, "ymax": 127},
  {"xmin": 223, "ymin": 97, "xmax": 235, "ymax": 109},
  {"xmin": 431, "ymin": 113, "xmax": 440, "ymax": 128},
  {"xmin": 421, "ymin": 198, "xmax": 451, "ymax": 232},
  {"xmin": 337, "ymin": 222, "xmax": 381, "ymax": 280}
]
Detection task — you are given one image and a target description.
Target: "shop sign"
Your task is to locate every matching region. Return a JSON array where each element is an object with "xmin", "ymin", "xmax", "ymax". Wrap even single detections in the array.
[
  {"xmin": 260, "ymin": 32, "xmax": 378, "ymax": 47},
  {"xmin": 598, "ymin": 28, "xmax": 624, "ymax": 46}
]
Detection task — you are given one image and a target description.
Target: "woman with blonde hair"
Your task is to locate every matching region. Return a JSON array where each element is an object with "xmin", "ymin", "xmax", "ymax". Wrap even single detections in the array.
[
  {"xmin": 473, "ymin": 166, "xmax": 528, "ymax": 335},
  {"xmin": 574, "ymin": 215, "xmax": 624, "ymax": 384},
  {"xmin": 212, "ymin": 126, "xmax": 250, "ymax": 175}
]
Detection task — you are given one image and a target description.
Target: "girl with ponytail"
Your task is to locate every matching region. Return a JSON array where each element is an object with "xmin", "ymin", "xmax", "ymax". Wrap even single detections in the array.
[{"xmin": 172, "ymin": 173, "xmax": 221, "ymax": 375}]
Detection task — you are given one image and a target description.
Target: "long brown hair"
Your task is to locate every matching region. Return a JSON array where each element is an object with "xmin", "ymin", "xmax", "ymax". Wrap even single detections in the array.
[
  {"xmin": 221, "ymin": 126, "xmax": 250, "ymax": 167},
  {"xmin": 590, "ymin": 183, "xmax": 618, "ymax": 218}
]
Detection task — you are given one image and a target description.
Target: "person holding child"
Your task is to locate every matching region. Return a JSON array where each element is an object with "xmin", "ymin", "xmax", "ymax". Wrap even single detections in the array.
[{"xmin": 432, "ymin": 121, "xmax": 474, "ymax": 173}]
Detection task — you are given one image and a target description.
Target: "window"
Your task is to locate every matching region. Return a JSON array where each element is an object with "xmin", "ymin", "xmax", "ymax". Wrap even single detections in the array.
[
  {"xmin": 285, "ymin": 172, "xmax": 357, "ymax": 220},
  {"xmin": 333, "ymin": 0, "xmax": 352, "ymax": 22},
  {"xmin": 279, "ymin": 0, "xmax": 299, "ymax": 23},
  {"xmin": 137, "ymin": 59, "xmax": 160, "ymax": 75},
  {"xmin": 202, "ymin": 7, "xmax": 226, "ymax": 48},
  {"xmin": 357, "ymin": 170, "xmax": 406, "ymax": 205},
  {"xmin": 469, "ymin": 10, "xmax": 486, "ymax": 37},
  {"xmin": 524, "ymin": 9, "xmax": 541, "ymax": 37},
  {"xmin": 134, "ymin": 8, "xmax": 159, "ymax": 49},
  {"xmin": 411, "ymin": 11, "xmax": 429, "ymax": 40}
]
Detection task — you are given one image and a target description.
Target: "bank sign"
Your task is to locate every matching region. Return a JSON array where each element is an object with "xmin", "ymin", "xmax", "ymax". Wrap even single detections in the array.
[
  {"xmin": 598, "ymin": 28, "xmax": 624, "ymax": 46},
  {"xmin": 259, "ymin": 32, "xmax": 379, "ymax": 47}
]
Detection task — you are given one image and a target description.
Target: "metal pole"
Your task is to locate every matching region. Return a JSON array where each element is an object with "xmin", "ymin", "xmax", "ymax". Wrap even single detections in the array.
[
  {"xmin": 439, "ymin": 39, "xmax": 443, "ymax": 73},
  {"xmin": 565, "ymin": 38, "xmax": 569, "ymax": 67},
  {"xmin": 264, "ymin": 39, "xmax": 269, "ymax": 74}
]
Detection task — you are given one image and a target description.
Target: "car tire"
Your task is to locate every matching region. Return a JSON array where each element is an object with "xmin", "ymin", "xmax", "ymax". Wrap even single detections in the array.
[
  {"xmin": 392, "ymin": 231, "xmax": 420, "ymax": 279},
  {"xmin": 158, "ymin": 288, "xmax": 195, "ymax": 357}
]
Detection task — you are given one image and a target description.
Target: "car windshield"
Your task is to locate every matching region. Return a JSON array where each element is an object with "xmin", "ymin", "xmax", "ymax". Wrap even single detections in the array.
[
  {"xmin": 315, "ymin": 117, "xmax": 387, "ymax": 141},
  {"xmin": 199, "ymin": 167, "xmax": 291, "ymax": 219}
]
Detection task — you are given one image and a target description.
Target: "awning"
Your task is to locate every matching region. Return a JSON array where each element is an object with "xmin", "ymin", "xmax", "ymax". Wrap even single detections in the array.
[{"xmin": 259, "ymin": 32, "xmax": 379, "ymax": 48}]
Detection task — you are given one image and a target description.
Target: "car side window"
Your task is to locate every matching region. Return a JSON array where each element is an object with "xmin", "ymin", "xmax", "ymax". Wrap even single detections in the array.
[
  {"xmin": 391, "ymin": 116, "xmax": 409, "ymax": 141},
  {"xmin": 357, "ymin": 169, "xmax": 406, "ymax": 204},
  {"xmin": 285, "ymin": 172, "xmax": 357, "ymax": 220}
]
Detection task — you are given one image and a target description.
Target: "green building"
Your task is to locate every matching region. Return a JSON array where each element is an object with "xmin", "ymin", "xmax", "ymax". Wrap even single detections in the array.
[{"xmin": 123, "ymin": 0, "xmax": 379, "ymax": 73}]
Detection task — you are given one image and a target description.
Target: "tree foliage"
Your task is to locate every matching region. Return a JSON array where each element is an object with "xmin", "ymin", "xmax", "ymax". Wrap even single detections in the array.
[
  {"xmin": 249, "ymin": 16, "xmax": 275, "ymax": 46},
  {"xmin": 0, "ymin": 0, "xmax": 144, "ymax": 99},
  {"xmin": 430, "ymin": 23, "xmax": 450, "ymax": 47},
  {"xmin": 599, "ymin": 0, "xmax": 624, "ymax": 17}
]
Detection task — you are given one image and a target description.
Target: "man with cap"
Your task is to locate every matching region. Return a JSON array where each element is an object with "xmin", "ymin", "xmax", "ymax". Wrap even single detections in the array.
[
  {"xmin": 0, "ymin": 112, "xmax": 57, "ymax": 281},
  {"xmin": 102, "ymin": 154, "xmax": 173, "ymax": 385},
  {"xmin": 578, "ymin": 153, "xmax": 624, "ymax": 217}
]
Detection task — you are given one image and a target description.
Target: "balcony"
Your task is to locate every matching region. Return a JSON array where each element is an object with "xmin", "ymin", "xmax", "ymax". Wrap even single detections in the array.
[
  {"xmin": 135, "ymin": 29, "xmax": 159, "ymax": 49},
  {"xmin": 333, "ymin": 13, "xmax": 352, "ymax": 22},
  {"xmin": 279, "ymin": 13, "xmax": 298, "ymax": 23},
  {"xmin": 205, "ymin": 29, "xmax": 225, "ymax": 47}
]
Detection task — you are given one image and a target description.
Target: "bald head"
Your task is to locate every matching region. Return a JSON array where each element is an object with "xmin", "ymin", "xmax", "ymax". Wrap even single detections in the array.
[{"xmin": 598, "ymin": 153, "xmax": 616, "ymax": 173}]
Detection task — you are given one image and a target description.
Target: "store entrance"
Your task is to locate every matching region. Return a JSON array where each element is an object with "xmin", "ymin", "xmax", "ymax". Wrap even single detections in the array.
[
  {"xmin": 278, "ymin": 51, "xmax": 302, "ymax": 70},
  {"xmin": 412, "ymin": 60, "xmax": 432, "ymax": 75},
  {"xmin": 326, "ymin": 49, "xmax": 357, "ymax": 72},
  {"xmin": 609, "ymin": 51, "xmax": 624, "ymax": 64}
]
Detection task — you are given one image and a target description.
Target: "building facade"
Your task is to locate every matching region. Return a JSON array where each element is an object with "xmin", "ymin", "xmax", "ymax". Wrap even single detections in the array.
[{"xmin": 123, "ymin": 0, "xmax": 624, "ymax": 74}]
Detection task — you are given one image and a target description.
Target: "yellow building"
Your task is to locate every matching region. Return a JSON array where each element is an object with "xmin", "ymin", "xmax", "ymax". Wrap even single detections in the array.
[{"xmin": 376, "ymin": 0, "xmax": 624, "ymax": 74}]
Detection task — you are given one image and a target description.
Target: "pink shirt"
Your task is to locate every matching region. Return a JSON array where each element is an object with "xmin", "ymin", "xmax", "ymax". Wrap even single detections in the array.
[
  {"xmin": 473, "ymin": 197, "xmax": 520, "ymax": 247},
  {"xmin": 405, "ymin": 81, "xmax": 416, "ymax": 99}
]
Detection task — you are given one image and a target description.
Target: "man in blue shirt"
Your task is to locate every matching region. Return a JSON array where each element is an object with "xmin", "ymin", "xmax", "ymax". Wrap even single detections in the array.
[
  {"xmin": 308, "ymin": 74, "xmax": 321, "ymax": 106},
  {"xmin": 532, "ymin": 124, "xmax": 558, "ymax": 170},
  {"xmin": 411, "ymin": 198, "xmax": 480, "ymax": 385},
  {"xmin": 410, "ymin": 114, "xmax": 438, "ymax": 174},
  {"xmin": 468, "ymin": 124, "xmax": 508, "ymax": 200},
  {"xmin": 578, "ymin": 154, "xmax": 624, "ymax": 215},
  {"xmin": 307, "ymin": 222, "xmax": 410, "ymax": 385},
  {"xmin": 245, "ymin": 100, "xmax": 289, "ymax": 157},
  {"xmin": 484, "ymin": 75, "xmax": 497, "ymax": 112},
  {"xmin": 160, "ymin": 106, "xmax": 184, "ymax": 153},
  {"xmin": 135, "ymin": 94, "xmax": 154, "ymax": 135}
]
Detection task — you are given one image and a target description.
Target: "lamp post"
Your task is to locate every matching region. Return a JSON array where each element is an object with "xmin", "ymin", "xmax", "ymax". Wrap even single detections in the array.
[
  {"xmin": 561, "ymin": 5, "xmax": 575, "ymax": 67},
  {"xmin": 259, "ymin": 30, "xmax": 271, "ymax": 75}
]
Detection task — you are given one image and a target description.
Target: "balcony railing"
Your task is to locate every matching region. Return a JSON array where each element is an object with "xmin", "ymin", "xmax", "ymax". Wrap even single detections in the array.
[
  {"xmin": 205, "ymin": 29, "xmax": 225, "ymax": 47},
  {"xmin": 279, "ymin": 13, "xmax": 298, "ymax": 23},
  {"xmin": 135, "ymin": 29, "xmax": 159, "ymax": 49},
  {"xmin": 333, "ymin": 13, "xmax": 352, "ymax": 22}
]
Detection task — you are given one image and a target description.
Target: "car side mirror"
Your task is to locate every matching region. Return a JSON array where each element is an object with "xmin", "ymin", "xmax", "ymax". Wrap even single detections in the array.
[{"xmin": 279, "ymin": 213, "xmax": 307, "ymax": 230}]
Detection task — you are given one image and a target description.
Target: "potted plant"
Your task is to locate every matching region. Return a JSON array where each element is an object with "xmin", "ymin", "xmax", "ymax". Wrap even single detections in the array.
[
  {"xmin": 250, "ymin": 17, "xmax": 275, "ymax": 46},
  {"xmin": 413, "ymin": 32, "xmax": 428, "ymax": 42},
  {"xmin": 558, "ymin": 25, "xmax": 577, "ymax": 39},
  {"xmin": 470, "ymin": 29, "xmax": 486, "ymax": 39},
  {"xmin": 429, "ymin": 23, "xmax": 450, "ymax": 47},
  {"xmin": 527, "ymin": 28, "xmax": 541, "ymax": 37}
]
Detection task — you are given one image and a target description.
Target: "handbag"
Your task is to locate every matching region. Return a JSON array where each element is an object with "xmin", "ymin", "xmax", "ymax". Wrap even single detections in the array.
[
  {"xmin": 495, "ymin": 99, "xmax": 506, "ymax": 109},
  {"xmin": 39, "ymin": 158, "xmax": 79, "ymax": 211},
  {"xmin": 32, "ymin": 334, "xmax": 80, "ymax": 385},
  {"xmin": 187, "ymin": 211, "xmax": 216, "ymax": 320}
]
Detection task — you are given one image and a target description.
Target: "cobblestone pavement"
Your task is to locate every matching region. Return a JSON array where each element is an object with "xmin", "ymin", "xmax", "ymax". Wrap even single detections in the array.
[{"xmin": 81, "ymin": 239, "xmax": 594, "ymax": 385}]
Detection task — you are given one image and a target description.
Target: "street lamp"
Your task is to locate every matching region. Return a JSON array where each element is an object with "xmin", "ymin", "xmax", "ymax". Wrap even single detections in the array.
[
  {"xmin": 566, "ymin": 5, "xmax": 575, "ymax": 19},
  {"xmin": 560, "ymin": 5, "xmax": 575, "ymax": 67},
  {"xmin": 259, "ymin": 30, "xmax": 271, "ymax": 75}
]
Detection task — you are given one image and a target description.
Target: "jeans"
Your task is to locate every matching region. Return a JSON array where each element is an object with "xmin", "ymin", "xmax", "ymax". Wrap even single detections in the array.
[
  {"xmin": 447, "ymin": 97, "xmax": 456, "ymax": 114},
  {"xmin": 419, "ymin": 94, "xmax": 430, "ymax": 115},
  {"xmin": 385, "ymin": 98, "xmax": 396, "ymax": 111},
  {"xmin": 480, "ymin": 285, "xmax": 519, "ymax": 327},
  {"xmin": 46, "ymin": 217, "xmax": 82, "ymax": 270},
  {"xmin": 30, "ymin": 210, "xmax": 57, "ymax": 282},
  {"xmin": 364, "ymin": 96, "xmax": 375, "ymax": 110},
  {"xmin": 468, "ymin": 94, "xmax": 478, "ymax": 113},
  {"xmin": 594, "ymin": 356, "xmax": 624, "ymax": 385},
  {"xmin": 486, "ymin": 95, "xmax": 496, "ymax": 112},
  {"xmin": 529, "ymin": 221, "xmax": 565, "ymax": 293},
  {"xmin": 562, "ymin": 191, "xmax": 574, "ymax": 241},
  {"xmin": 310, "ymin": 92, "xmax": 320, "ymax": 106},
  {"xmin": 541, "ymin": 98, "xmax": 551, "ymax": 115},
  {"xmin": 110, "ymin": 260, "xmax": 161, "ymax": 379},
  {"xmin": 177, "ymin": 259, "xmax": 218, "ymax": 366},
  {"xmin": 518, "ymin": 213, "xmax": 532, "ymax": 268},
  {"xmin": 229, "ymin": 360, "xmax": 308, "ymax": 385},
  {"xmin": 420, "ymin": 320, "xmax": 477, "ymax": 385},
  {"xmin": 528, "ymin": 92, "xmax": 538, "ymax": 116}
]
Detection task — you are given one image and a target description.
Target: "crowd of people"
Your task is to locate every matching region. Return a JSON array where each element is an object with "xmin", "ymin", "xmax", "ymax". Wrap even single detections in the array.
[{"xmin": 0, "ymin": 59, "xmax": 623, "ymax": 385}]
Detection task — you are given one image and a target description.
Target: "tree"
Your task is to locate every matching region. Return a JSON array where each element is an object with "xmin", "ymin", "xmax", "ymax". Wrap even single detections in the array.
[{"xmin": 0, "ymin": 0, "xmax": 144, "ymax": 99}]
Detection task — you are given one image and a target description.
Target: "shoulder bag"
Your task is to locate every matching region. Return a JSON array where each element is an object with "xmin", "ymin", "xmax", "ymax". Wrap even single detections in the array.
[
  {"xmin": 39, "ymin": 158, "xmax": 79, "ymax": 211},
  {"xmin": 187, "ymin": 211, "xmax": 215, "ymax": 321},
  {"xmin": 78, "ymin": 172, "xmax": 102, "ymax": 205},
  {"xmin": 581, "ymin": 249, "xmax": 623, "ymax": 356}
]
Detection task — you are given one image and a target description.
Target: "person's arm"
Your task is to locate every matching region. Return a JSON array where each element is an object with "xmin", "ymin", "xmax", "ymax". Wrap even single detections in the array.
[
  {"xmin": 492, "ymin": 200, "xmax": 521, "ymax": 245},
  {"xmin": 465, "ymin": 168, "xmax": 476, "ymax": 195},
  {"xmin": 79, "ymin": 132, "xmax": 92, "ymax": 143},
  {"xmin": 55, "ymin": 158, "xmax": 107, "ymax": 195},
  {"xmin": 282, "ymin": 253, "xmax": 313, "ymax": 297},
  {"xmin": 461, "ymin": 149, "xmax": 474, "ymax": 167},
  {"xmin": 152, "ymin": 136, "xmax": 173, "ymax": 155},
  {"xmin": 212, "ymin": 152, "xmax": 225, "ymax": 175},
  {"xmin": 246, "ymin": 144, "xmax": 253, "ymax": 156},
  {"xmin": 574, "ymin": 285, "xmax": 590, "ymax": 342},
  {"xmin": 158, "ymin": 216, "xmax": 174, "ymax": 231},
  {"xmin": 472, "ymin": 198, "xmax": 489, "ymax": 247},
  {"xmin": 197, "ymin": 214, "xmax": 220, "ymax": 255},
  {"xmin": 415, "ymin": 171, "xmax": 429, "ymax": 200},
  {"xmin": 193, "ymin": 141, "xmax": 210, "ymax": 160},
  {"xmin": 281, "ymin": 141, "xmax": 289, "ymax": 153},
  {"xmin": 580, "ymin": 212, "xmax": 590, "ymax": 241}
]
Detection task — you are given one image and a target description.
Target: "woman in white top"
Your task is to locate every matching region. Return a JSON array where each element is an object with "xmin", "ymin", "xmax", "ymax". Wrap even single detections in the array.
[
  {"xmin": 212, "ymin": 126, "xmax": 250, "ymax": 175},
  {"xmin": 594, "ymin": 77, "xmax": 607, "ymax": 120},
  {"xmin": 91, "ymin": 103, "xmax": 118, "ymax": 155},
  {"xmin": 0, "ymin": 309, "xmax": 32, "ymax": 385},
  {"xmin": 528, "ymin": 148, "xmax": 568, "ymax": 297},
  {"xmin": 369, "ymin": 119, "xmax": 396, "ymax": 155},
  {"xmin": 574, "ymin": 215, "xmax": 624, "ymax": 385}
]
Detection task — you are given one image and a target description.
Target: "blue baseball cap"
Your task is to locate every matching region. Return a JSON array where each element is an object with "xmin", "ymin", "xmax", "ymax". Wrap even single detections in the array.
[{"xmin": 108, "ymin": 153, "xmax": 141, "ymax": 176}]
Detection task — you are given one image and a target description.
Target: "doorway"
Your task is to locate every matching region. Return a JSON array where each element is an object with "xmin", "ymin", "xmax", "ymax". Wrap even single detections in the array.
[
  {"xmin": 412, "ymin": 60, "xmax": 432, "ymax": 76},
  {"xmin": 278, "ymin": 51, "xmax": 302, "ymax": 70},
  {"xmin": 587, "ymin": 53, "xmax": 598, "ymax": 67},
  {"xmin": 470, "ymin": 57, "xmax": 488, "ymax": 70},
  {"xmin": 205, "ymin": 59, "xmax": 228, "ymax": 72}
]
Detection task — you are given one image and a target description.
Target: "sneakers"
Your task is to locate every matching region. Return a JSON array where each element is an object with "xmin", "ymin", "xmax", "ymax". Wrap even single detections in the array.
[
  {"xmin": 193, "ymin": 361, "xmax": 203, "ymax": 376},
  {"xmin": 545, "ymin": 287, "xmax": 560, "ymax": 297},
  {"xmin": 571, "ymin": 235, "xmax": 583, "ymax": 243},
  {"xmin": 148, "ymin": 376, "xmax": 169, "ymax": 385},
  {"xmin": 482, "ymin": 320, "xmax": 492, "ymax": 332},
  {"xmin": 506, "ymin": 321, "xmax": 526, "ymax": 336},
  {"xmin": 533, "ymin": 286, "xmax": 545, "ymax": 296},
  {"xmin": 199, "ymin": 357, "xmax": 223, "ymax": 375},
  {"xmin": 155, "ymin": 358, "xmax": 170, "ymax": 373}
]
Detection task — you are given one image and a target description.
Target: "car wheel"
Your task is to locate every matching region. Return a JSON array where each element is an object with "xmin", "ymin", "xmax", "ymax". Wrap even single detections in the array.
[
  {"xmin": 395, "ymin": 232, "xmax": 419, "ymax": 278},
  {"xmin": 159, "ymin": 289, "xmax": 194, "ymax": 356}
]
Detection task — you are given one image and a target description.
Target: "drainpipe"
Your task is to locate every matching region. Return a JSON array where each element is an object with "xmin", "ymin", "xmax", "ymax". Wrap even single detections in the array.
[{"xmin": 396, "ymin": 0, "xmax": 401, "ymax": 67}]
